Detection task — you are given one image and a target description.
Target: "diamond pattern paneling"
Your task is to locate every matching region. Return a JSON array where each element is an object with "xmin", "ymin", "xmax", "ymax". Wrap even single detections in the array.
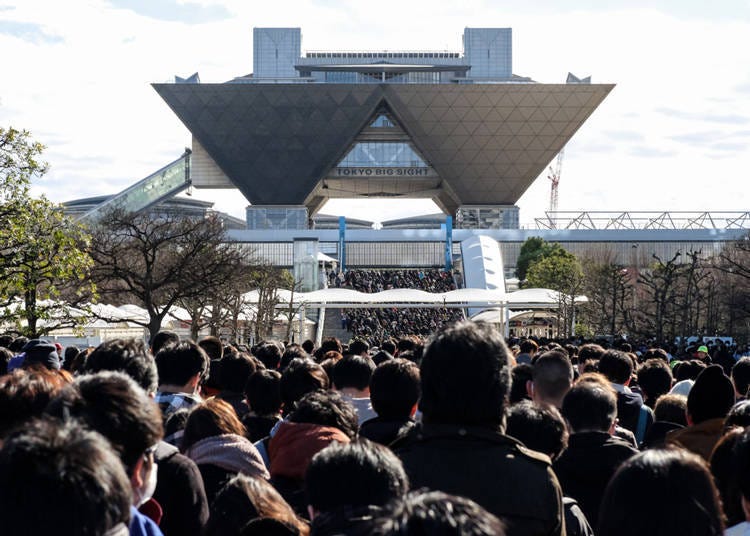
[{"xmin": 154, "ymin": 82, "xmax": 613, "ymax": 207}]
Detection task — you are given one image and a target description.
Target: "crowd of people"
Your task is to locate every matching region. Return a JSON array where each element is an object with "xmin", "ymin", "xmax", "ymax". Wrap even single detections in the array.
[
  {"xmin": 2, "ymin": 325, "xmax": 750, "ymax": 535},
  {"xmin": 335, "ymin": 269, "xmax": 464, "ymax": 342}
]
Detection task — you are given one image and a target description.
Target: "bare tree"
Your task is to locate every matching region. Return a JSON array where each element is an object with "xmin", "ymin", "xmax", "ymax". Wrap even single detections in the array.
[{"xmin": 88, "ymin": 209, "xmax": 245, "ymax": 341}]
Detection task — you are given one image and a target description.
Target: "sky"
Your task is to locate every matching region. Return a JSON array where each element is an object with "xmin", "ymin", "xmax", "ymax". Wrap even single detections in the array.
[{"xmin": 1, "ymin": 0, "xmax": 749, "ymax": 227}]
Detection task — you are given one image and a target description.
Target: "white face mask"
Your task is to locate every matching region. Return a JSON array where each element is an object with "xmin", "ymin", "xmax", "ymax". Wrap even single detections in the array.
[{"xmin": 136, "ymin": 460, "xmax": 158, "ymax": 506}]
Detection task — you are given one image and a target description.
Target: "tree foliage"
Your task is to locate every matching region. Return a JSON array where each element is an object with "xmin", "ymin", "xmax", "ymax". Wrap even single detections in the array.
[
  {"xmin": 516, "ymin": 236, "xmax": 569, "ymax": 282},
  {"xmin": 526, "ymin": 248, "xmax": 584, "ymax": 337},
  {"xmin": 0, "ymin": 127, "xmax": 94, "ymax": 337}
]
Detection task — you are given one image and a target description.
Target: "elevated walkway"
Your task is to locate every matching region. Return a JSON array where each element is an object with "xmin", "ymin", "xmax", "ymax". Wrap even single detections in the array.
[{"xmin": 79, "ymin": 150, "xmax": 192, "ymax": 222}]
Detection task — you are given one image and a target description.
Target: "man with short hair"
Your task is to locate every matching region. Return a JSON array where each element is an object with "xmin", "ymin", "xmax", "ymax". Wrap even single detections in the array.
[
  {"xmin": 154, "ymin": 342, "xmax": 209, "ymax": 421},
  {"xmin": 732, "ymin": 356, "xmax": 750, "ymax": 400},
  {"xmin": 0, "ymin": 418, "xmax": 133, "ymax": 536},
  {"xmin": 637, "ymin": 358, "xmax": 673, "ymax": 408},
  {"xmin": 393, "ymin": 321, "xmax": 564, "ymax": 536},
  {"xmin": 242, "ymin": 369, "xmax": 283, "ymax": 442},
  {"xmin": 332, "ymin": 354, "xmax": 377, "ymax": 424},
  {"xmin": 150, "ymin": 330, "xmax": 180, "ymax": 355},
  {"xmin": 553, "ymin": 375, "xmax": 638, "ymax": 525},
  {"xmin": 360, "ymin": 358, "xmax": 420, "ymax": 445},
  {"xmin": 528, "ymin": 350, "xmax": 574, "ymax": 408},
  {"xmin": 216, "ymin": 351, "xmax": 256, "ymax": 418},
  {"xmin": 306, "ymin": 439, "xmax": 409, "ymax": 534},
  {"xmin": 516, "ymin": 339, "xmax": 538, "ymax": 365},
  {"xmin": 83, "ymin": 338, "xmax": 209, "ymax": 536},
  {"xmin": 255, "ymin": 342, "xmax": 283, "ymax": 370},
  {"xmin": 598, "ymin": 349, "xmax": 653, "ymax": 443},
  {"xmin": 47, "ymin": 372, "xmax": 165, "ymax": 536}
]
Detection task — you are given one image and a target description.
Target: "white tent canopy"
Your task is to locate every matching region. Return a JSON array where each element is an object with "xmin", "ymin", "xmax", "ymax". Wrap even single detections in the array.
[{"xmin": 240, "ymin": 287, "xmax": 586, "ymax": 309}]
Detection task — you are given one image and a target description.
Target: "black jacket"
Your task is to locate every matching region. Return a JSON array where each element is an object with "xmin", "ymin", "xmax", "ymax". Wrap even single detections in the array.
[
  {"xmin": 359, "ymin": 416, "xmax": 416, "ymax": 446},
  {"xmin": 615, "ymin": 390, "xmax": 654, "ymax": 439},
  {"xmin": 153, "ymin": 441, "xmax": 209, "ymax": 536},
  {"xmin": 393, "ymin": 423, "xmax": 565, "ymax": 536},
  {"xmin": 553, "ymin": 431, "xmax": 638, "ymax": 527}
]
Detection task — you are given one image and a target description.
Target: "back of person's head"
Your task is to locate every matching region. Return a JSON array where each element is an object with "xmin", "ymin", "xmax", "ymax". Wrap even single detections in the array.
[
  {"xmin": 371, "ymin": 490, "xmax": 506, "ymax": 536},
  {"xmin": 332, "ymin": 354, "xmax": 376, "ymax": 391},
  {"xmin": 562, "ymin": 375, "xmax": 617, "ymax": 433},
  {"xmin": 151, "ymin": 330, "xmax": 180, "ymax": 355},
  {"xmin": 506, "ymin": 401, "xmax": 568, "ymax": 461},
  {"xmin": 709, "ymin": 428, "xmax": 745, "ymax": 527},
  {"xmin": 8, "ymin": 336, "xmax": 28, "ymax": 353},
  {"xmin": 204, "ymin": 474, "xmax": 308, "ymax": 536},
  {"xmin": 381, "ymin": 339, "xmax": 397, "ymax": 356},
  {"xmin": 0, "ymin": 418, "xmax": 132, "ymax": 536},
  {"xmin": 0, "ymin": 334, "xmax": 14, "ymax": 349},
  {"xmin": 725, "ymin": 400, "xmax": 750, "ymax": 430},
  {"xmin": 370, "ymin": 359, "xmax": 420, "ymax": 420},
  {"xmin": 288, "ymin": 390, "xmax": 359, "ymax": 440},
  {"xmin": 419, "ymin": 321, "xmax": 511, "ymax": 426},
  {"xmin": 637, "ymin": 359, "xmax": 673, "ymax": 405},
  {"xmin": 397, "ymin": 336, "xmax": 418, "ymax": 354},
  {"xmin": 320, "ymin": 337, "xmax": 343, "ymax": 355},
  {"xmin": 301, "ymin": 339, "xmax": 315, "ymax": 355},
  {"xmin": 510, "ymin": 363, "xmax": 534, "ymax": 404},
  {"xmin": 62, "ymin": 345, "xmax": 81, "ymax": 371},
  {"xmin": 687, "ymin": 365, "xmax": 735, "ymax": 424},
  {"xmin": 83, "ymin": 338, "xmax": 158, "ymax": 395},
  {"xmin": 182, "ymin": 397, "xmax": 246, "ymax": 451},
  {"xmin": 155, "ymin": 341, "xmax": 209, "ymax": 388},
  {"xmin": 306, "ymin": 439, "xmax": 408, "ymax": 513},
  {"xmin": 280, "ymin": 358, "xmax": 329, "ymax": 415},
  {"xmin": 348, "ymin": 339, "xmax": 370, "ymax": 357},
  {"xmin": 598, "ymin": 449, "xmax": 723, "ymax": 536},
  {"xmin": 642, "ymin": 347, "xmax": 669, "ymax": 363},
  {"xmin": 519, "ymin": 339, "xmax": 538, "ymax": 355},
  {"xmin": 731, "ymin": 428, "xmax": 750, "ymax": 512},
  {"xmin": 0, "ymin": 368, "xmax": 71, "ymax": 439},
  {"xmin": 244, "ymin": 369, "xmax": 282, "ymax": 417},
  {"xmin": 578, "ymin": 343, "xmax": 605, "ymax": 364},
  {"xmin": 255, "ymin": 343, "xmax": 283, "ymax": 370},
  {"xmin": 46, "ymin": 371, "xmax": 163, "ymax": 475},
  {"xmin": 371, "ymin": 350, "xmax": 393, "ymax": 366},
  {"xmin": 654, "ymin": 394, "xmax": 688, "ymax": 425},
  {"xmin": 220, "ymin": 352, "xmax": 257, "ymax": 393},
  {"xmin": 21, "ymin": 340, "xmax": 61, "ymax": 370},
  {"xmin": 675, "ymin": 359, "xmax": 707, "ymax": 381},
  {"xmin": 531, "ymin": 350, "xmax": 573, "ymax": 404},
  {"xmin": 199, "ymin": 336, "xmax": 224, "ymax": 361},
  {"xmin": 732, "ymin": 357, "xmax": 750, "ymax": 398},
  {"xmin": 280, "ymin": 346, "xmax": 309, "ymax": 372},
  {"xmin": 598, "ymin": 349, "xmax": 633, "ymax": 384}
]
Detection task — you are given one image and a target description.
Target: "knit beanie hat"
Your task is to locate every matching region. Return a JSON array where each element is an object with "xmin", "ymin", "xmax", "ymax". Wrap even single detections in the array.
[{"xmin": 687, "ymin": 365, "xmax": 734, "ymax": 423}]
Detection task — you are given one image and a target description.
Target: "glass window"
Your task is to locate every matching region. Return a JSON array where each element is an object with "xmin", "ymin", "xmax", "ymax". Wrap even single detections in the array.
[{"xmin": 337, "ymin": 142, "xmax": 428, "ymax": 168}]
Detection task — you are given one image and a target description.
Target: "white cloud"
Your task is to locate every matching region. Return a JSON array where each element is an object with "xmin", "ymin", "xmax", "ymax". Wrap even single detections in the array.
[{"xmin": 0, "ymin": 1, "xmax": 748, "ymax": 225}]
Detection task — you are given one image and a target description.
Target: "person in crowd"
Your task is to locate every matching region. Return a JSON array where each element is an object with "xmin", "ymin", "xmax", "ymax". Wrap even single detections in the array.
[
  {"xmin": 510, "ymin": 363, "xmax": 533, "ymax": 404},
  {"xmin": 708, "ymin": 427, "xmax": 745, "ymax": 528},
  {"xmin": 392, "ymin": 321, "xmax": 565, "ymax": 536},
  {"xmin": 597, "ymin": 449, "xmax": 723, "ymax": 535},
  {"xmin": 695, "ymin": 344, "xmax": 713, "ymax": 365},
  {"xmin": 371, "ymin": 490, "xmax": 506, "ymax": 536},
  {"xmin": 280, "ymin": 359, "xmax": 330, "ymax": 417},
  {"xmin": 182, "ymin": 398, "xmax": 269, "ymax": 504},
  {"xmin": 528, "ymin": 350, "xmax": 574, "ymax": 408},
  {"xmin": 348, "ymin": 339, "xmax": 370, "ymax": 358},
  {"xmin": 204, "ymin": 474, "xmax": 309, "ymax": 536},
  {"xmin": 725, "ymin": 400, "xmax": 750, "ymax": 430},
  {"xmin": 306, "ymin": 439, "xmax": 409, "ymax": 534},
  {"xmin": 243, "ymin": 369, "xmax": 283, "ymax": 442},
  {"xmin": 637, "ymin": 358, "xmax": 673, "ymax": 408},
  {"xmin": 724, "ymin": 428, "xmax": 750, "ymax": 535},
  {"xmin": 256, "ymin": 342, "xmax": 283, "ymax": 370},
  {"xmin": 598, "ymin": 349, "xmax": 654, "ymax": 443},
  {"xmin": 577, "ymin": 343, "xmax": 605, "ymax": 374},
  {"xmin": 46, "ymin": 371, "xmax": 165, "ymax": 536},
  {"xmin": 268, "ymin": 390, "xmax": 359, "ymax": 514},
  {"xmin": 0, "ymin": 367, "xmax": 71, "ymax": 442},
  {"xmin": 641, "ymin": 393, "xmax": 687, "ymax": 449},
  {"xmin": 0, "ymin": 418, "xmax": 133, "ymax": 536},
  {"xmin": 154, "ymin": 341, "xmax": 209, "ymax": 422},
  {"xmin": 302, "ymin": 339, "xmax": 315, "ymax": 355},
  {"xmin": 732, "ymin": 357, "xmax": 750, "ymax": 401},
  {"xmin": 82, "ymin": 338, "xmax": 209, "ymax": 536},
  {"xmin": 17, "ymin": 338, "xmax": 61, "ymax": 370},
  {"xmin": 667, "ymin": 364, "xmax": 736, "ymax": 460},
  {"xmin": 280, "ymin": 345, "xmax": 310, "ymax": 372},
  {"xmin": 217, "ymin": 351, "xmax": 257, "ymax": 418},
  {"xmin": 0, "ymin": 346, "xmax": 12, "ymax": 375},
  {"xmin": 360, "ymin": 358, "xmax": 420, "ymax": 445},
  {"xmin": 553, "ymin": 374, "xmax": 639, "ymax": 525},
  {"xmin": 199, "ymin": 336, "xmax": 224, "ymax": 361},
  {"xmin": 151, "ymin": 331, "xmax": 180, "ymax": 355},
  {"xmin": 332, "ymin": 354, "xmax": 377, "ymax": 424},
  {"xmin": 516, "ymin": 339, "xmax": 538, "ymax": 365},
  {"xmin": 505, "ymin": 401, "xmax": 594, "ymax": 536}
]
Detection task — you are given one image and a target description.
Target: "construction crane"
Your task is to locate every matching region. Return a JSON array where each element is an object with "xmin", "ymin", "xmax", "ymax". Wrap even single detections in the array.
[{"xmin": 547, "ymin": 149, "xmax": 564, "ymax": 218}]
